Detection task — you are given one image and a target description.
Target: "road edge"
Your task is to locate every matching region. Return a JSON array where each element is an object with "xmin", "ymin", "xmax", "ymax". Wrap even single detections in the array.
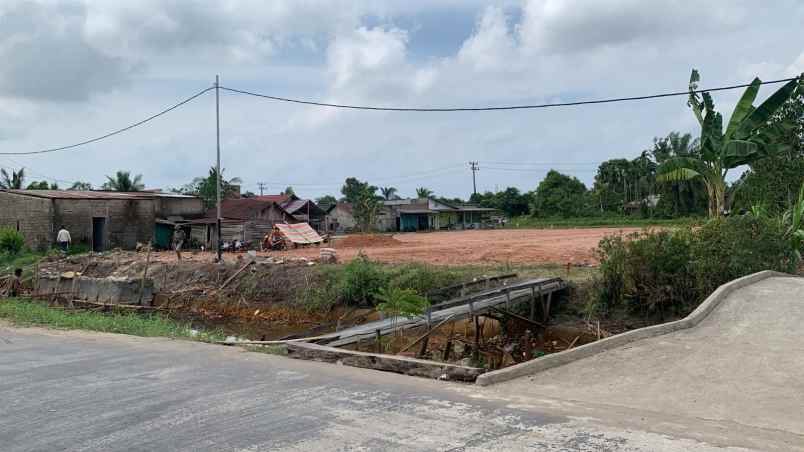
[{"xmin": 475, "ymin": 270, "xmax": 797, "ymax": 386}]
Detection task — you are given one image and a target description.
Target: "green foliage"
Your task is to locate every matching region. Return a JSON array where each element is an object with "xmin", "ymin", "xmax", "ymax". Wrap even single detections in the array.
[
  {"xmin": 469, "ymin": 187, "xmax": 530, "ymax": 217},
  {"xmin": 593, "ymin": 216, "xmax": 795, "ymax": 319},
  {"xmin": 692, "ymin": 216, "xmax": 795, "ymax": 295},
  {"xmin": 0, "ymin": 298, "xmax": 224, "ymax": 341},
  {"xmin": 657, "ymin": 70, "xmax": 800, "ymax": 217},
  {"xmin": 341, "ymin": 177, "xmax": 377, "ymax": 203},
  {"xmin": 340, "ymin": 178, "xmax": 380, "ymax": 231},
  {"xmin": 68, "ymin": 181, "xmax": 93, "ymax": 191},
  {"xmin": 0, "ymin": 228, "xmax": 25, "ymax": 255},
  {"xmin": 179, "ymin": 167, "xmax": 242, "ymax": 209},
  {"xmin": 311, "ymin": 257, "xmax": 466, "ymax": 308},
  {"xmin": 782, "ymin": 183, "xmax": 804, "ymax": 264},
  {"xmin": 733, "ymin": 92, "xmax": 804, "ymax": 214},
  {"xmin": 26, "ymin": 180, "xmax": 59, "ymax": 190},
  {"xmin": 415, "ymin": 187, "xmax": 433, "ymax": 198},
  {"xmin": 375, "ymin": 287, "xmax": 430, "ymax": 318},
  {"xmin": 507, "ymin": 216, "xmax": 700, "ymax": 229},
  {"xmin": 380, "ymin": 186, "xmax": 398, "ymax": 200},
  {"xmin": 102, "ymin": 170, "xmax": 145, "ymax": 192},
  {"xmin": 0, "ymin": 168, "xmax": 25, "ymax": 189},
  {"xmin": 338, "ymin": 254, "xmax": 388, "ymax": 306},
  {"xmin": 283, "ymin": 186, "xmax": 296, "ymax": 196},
  {"xmin": 531, "ymin": 170, "xmax": 590, "ymax": 217},
  {"xmin": 315, "ymin": 195, "xmax": 338, "ymax": 210}
]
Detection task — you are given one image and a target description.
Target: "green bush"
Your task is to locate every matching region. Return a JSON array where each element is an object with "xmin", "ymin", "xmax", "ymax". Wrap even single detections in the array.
[
  {"xmin": 593, "ymin": 216, "xmax": 795, "ymax": 320},
  {"xmin": 306, "ymin": 257, "xmax": 471, "ymax": 308},
  {"xmin": 337, "ymin": 254, "xmax": 388, "ymax": 306},
  {"xmin": 0, "ymin": 228, "xmax": 25, "ymax": 255},
  {"xmin": 691, "ymin": 216, "xmax": 795, "ymax": 296}
]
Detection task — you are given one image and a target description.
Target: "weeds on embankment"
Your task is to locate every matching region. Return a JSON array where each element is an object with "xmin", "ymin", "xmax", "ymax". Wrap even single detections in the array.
[
  {"xmin": 506, "ymin": 216, "xmax": 702, "ymax": 229},
  {"xmin": 0, "ymin": 298, "xmax": 224, "ymax": 341}
]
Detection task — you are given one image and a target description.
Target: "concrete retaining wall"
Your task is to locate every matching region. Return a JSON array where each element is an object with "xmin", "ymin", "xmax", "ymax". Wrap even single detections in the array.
[
  {"xmin": 37, "ymin": 275, "xmax": 154, "ymax": 305},
  {"xmin": 476, "ymin": 270, "xmax": 795, "ymax": 386}
]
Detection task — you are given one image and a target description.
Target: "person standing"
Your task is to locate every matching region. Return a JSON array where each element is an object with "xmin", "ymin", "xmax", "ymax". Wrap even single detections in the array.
[
  {"xmin": 9, "ymin": 268, "xmax": 23, "ymax": 297},
  {"xmin": 173, "ymin": 226, "xmax": 186, "ymax": 261},
  {"xmin": 56, "ymin": 225, "xmax": 71, "ymax": 253}
]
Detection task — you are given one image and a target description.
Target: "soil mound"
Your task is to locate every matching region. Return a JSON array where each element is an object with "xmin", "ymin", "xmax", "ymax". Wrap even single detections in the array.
[{"xmin": 335, "ymin": 234, "xmax": 402, "ymax": 249}]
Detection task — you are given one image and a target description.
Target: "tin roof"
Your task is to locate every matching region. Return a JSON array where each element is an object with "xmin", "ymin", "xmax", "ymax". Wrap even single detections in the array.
[
  {"xmin": 205, "ymin": 198, "xmax": 290, "ymax": 220},
  {"xmin": 253, "ymin": 194, "xmax": 291, "ymax": 204},
  {"xmin": 0, "ymin": 189, "xmax": 166, "ymax": 200}
]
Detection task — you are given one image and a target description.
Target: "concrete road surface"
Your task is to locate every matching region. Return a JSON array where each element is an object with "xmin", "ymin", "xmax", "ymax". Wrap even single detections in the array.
[{"xmin": 2, "ymin": 276, "xmax": 802, "ymax": 451}]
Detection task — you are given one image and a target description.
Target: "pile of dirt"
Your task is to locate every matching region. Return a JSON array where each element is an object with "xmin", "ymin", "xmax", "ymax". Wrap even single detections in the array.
[{"xmin": 334, "ymin": 234, "xmax": 402, "ymax": 249}]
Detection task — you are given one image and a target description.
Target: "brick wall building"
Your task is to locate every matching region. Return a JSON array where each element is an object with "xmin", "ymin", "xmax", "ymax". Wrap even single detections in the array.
[{"xmin": 0, "ymin": 190, "xmax": 203, "ymax": 251}]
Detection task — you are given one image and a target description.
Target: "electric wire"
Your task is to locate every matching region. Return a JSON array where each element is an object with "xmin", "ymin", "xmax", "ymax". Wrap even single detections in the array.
[
  {"xmin": 219, "ymin": 77, "xmax": 798, "ymax": 112},
  {"xmin": 0, "ymin": 87, "xmax": 214, "ymax": 156}
]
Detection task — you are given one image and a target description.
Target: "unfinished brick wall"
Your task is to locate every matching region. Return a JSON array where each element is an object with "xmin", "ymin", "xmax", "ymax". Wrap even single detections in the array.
[
  {"xmin": 0, "ymin": 192, "xmax": 55, "ymax": 251},
  {"xmin": 53, "ymin": 199, "xmax": 156, "ymax": 249}
]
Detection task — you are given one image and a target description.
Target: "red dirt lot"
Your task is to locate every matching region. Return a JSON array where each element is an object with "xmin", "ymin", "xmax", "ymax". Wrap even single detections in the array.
[{"xmin": 273, "ymin": 228, "xmax": 641, "ymax": 266}]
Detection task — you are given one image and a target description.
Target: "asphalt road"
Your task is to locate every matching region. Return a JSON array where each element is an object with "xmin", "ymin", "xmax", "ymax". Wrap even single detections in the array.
[{"xmin": 0, "ymin": 324, "xmax": 795, "ymax": 451}]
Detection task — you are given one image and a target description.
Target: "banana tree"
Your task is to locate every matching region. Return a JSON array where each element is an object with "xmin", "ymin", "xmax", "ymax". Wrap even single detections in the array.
[{"xmin": 657, "ymin": 70, "xmax": 801, "ymax": 217}]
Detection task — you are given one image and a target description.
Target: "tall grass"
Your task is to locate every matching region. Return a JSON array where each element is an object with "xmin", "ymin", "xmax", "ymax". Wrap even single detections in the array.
[
  {"xmin": 507, "ymin": 216, "xmax": 702, "ymax": 229},
  {"xmin": 0, "ymin": 298, "xmax": 224, "ymax": 341}
]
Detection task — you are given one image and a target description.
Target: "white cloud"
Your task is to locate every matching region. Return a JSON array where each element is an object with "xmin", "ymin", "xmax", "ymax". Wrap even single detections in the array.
[{"xmin": 1, "ymin": 0, "xmax": 802, "ymax": 198}]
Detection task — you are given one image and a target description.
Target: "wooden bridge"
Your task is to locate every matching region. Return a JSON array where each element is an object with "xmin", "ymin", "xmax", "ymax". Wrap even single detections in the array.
[{"xmin": 313, "ymin": 277, "xmax": 567, "ymax": 348}]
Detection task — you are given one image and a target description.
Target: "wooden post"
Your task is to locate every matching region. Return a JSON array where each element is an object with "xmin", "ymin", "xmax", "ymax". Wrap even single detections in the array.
[
  {"xmin": 138, "ymin": 245, "xmax": 152, "ymax": 306},
  {"xmin": 505, "ymin": 288, "xmax": 511, "ymax": 309},
  {"xmin": 442, "ymin": 323, "xmax": 455, "ymax": 361},
  {"xmin": 376, "ymin": 329, "xmax": 382, "ymax": 353},
  {"xmin": 33, "ymin": 262, "xmax": 39, "ymax": 297},
  {"xmin": 472, "ymin": 315, "xmax": 481, "ymax": 361},
  {"xmin": 529, "ymin": 286, "xmax": 536, "ymax": 321},
  {"xmin": 417, "ymin": 310, "xmax": 433, "ymax": 358},
  {"xmin": 543, "ymin": 291, "xmax": 553, "ymax": 323},
  {"xmin": 523, "ymin": 329, "xmax": 533, "ymax": 360}
]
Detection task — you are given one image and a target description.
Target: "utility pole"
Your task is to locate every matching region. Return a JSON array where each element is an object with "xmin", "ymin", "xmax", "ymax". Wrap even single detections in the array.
[
  {"xmin": 215, "ymin": 75, "xmax": 222, "ymax": 262},
  {"xmin": 469, "ymin": 161, "xmax": 479, "ymax": 196},
  {"xmin": 257, "ymin": 182, "xmax": 267, "ymax": 196}
]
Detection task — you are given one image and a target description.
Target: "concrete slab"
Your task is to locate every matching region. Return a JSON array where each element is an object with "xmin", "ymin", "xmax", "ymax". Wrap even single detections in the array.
[{"xmin": 490, "ymin": 276, "xmax": 804, "ymax": 437}]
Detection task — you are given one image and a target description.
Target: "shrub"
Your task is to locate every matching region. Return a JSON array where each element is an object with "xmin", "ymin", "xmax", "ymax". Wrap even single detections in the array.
[
  {"xmin": 0, "ymin": 228, "xmax": 25, "ymax": 255},
  {"xmin": 386, "ymin": 263, "xmax": 463, "ymax": 296},
  {"xmin": 593, "ymin": 216, "xmax": 794, "ymax": 320},
  {"xmin": 691, "ymin": 216, "xmax": 795, "ymax": 296},
  {"xmin": 337, "ymin": 254, "xmax": 388, "ymax": 306}
]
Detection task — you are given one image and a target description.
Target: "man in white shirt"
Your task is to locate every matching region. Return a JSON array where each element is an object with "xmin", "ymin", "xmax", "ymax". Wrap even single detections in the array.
[{"xmin": 56, "ymin": 225, "xmax": 71, "ymax": 253}]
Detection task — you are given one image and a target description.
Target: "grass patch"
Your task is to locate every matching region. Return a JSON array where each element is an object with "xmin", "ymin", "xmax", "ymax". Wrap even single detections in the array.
[
  {"xmin": 506, "ymin": 216, "xmax": 702, "ymax": 229},
  {"xmin": 0, "ymin": 298, "xmax": 224, "ymax": 341}
]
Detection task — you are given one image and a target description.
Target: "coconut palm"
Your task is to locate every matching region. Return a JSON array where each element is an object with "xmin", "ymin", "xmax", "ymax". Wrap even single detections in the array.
[
  {"xmin": 0, "ymin": 168, "xmax": 25, "ymax": 189},
  {"xmin": 657, "ymin": 70, "xmax": 800, "ymax": 217},
  {"xmin": 415, "ymin": 187, "xmax": 433, "ymax": 199},
  {"xmin": 102, "ymin": 171, "xmax": 145, "ymax": 192},
  {"xmin": 380, "ymin": 186, "xmax": 397, "ymax": 200}
]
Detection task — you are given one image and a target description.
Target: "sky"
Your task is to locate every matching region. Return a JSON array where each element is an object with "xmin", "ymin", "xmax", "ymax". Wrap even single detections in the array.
[{"xmin": 0, "ymin": 0, "xmax": 802, "ymax": 200}]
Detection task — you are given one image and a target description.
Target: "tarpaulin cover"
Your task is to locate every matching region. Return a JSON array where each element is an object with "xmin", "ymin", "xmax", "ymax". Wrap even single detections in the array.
[{"xmin": 274, "ymin": 222, "xmax": 323, "ymax": 244}]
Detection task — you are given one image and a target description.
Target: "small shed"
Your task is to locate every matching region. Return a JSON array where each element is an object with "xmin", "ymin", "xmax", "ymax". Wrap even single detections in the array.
[{"xmin": 190, "ymin": 198, "xmax": 296, "ymax": 248}]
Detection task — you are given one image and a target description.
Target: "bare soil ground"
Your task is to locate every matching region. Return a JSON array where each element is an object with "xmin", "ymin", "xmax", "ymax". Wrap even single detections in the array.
[{"xmin": 274, "ymin": 228, "xmax": 641, "ymax": 266}]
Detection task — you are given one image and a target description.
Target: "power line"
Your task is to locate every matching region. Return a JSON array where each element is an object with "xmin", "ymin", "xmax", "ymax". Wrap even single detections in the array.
[
  {"xmin": 219, "ymin": 77, "xmax": 798, "ymax": 112},
  {"xmin": 0, "ymin": 87, "xmax": 214, "ymax": 156}
]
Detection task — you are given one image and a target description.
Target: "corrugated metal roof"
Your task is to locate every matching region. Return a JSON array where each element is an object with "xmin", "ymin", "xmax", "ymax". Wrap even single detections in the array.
[
  {"xmin": 206, "ymin": 198, "xmax": 290, "ymax": 220},
  {"xmin": 254, "ymin": 194, "xmax": 291, "ymax": 204},
  {"xmin": 1, "ymin": 189, "xmax": 158, "ymax": 200}
]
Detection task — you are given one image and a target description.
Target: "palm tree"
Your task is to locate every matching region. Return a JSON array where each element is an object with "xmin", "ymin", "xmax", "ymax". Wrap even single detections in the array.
[
  {"xmin": 657, "ymin": 70, "xmax": 800, "ymax": 217},
  {"xmin": 0, "ymin": 168, "xmax": 25, "ymax": 189},
  {"xmin": 415, "ymin": 187, "xmax": 433, "ymax": 199},
  {"xmin": 68, "ymin": 181, "xmax": 93, "ymax": 191},
  {"xmin": 380, "ymin": 186, "xmax": 397, "ymax": 200},
  {"xmin": 102, "ymin": 171, "xmax": 145, "ymax": 192}
]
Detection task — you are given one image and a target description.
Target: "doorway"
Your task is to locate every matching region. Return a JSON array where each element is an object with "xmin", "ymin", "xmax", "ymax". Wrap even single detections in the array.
[{"xmin": 92, "ymin": 217, "xmax": 106, "ymax": 252}]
